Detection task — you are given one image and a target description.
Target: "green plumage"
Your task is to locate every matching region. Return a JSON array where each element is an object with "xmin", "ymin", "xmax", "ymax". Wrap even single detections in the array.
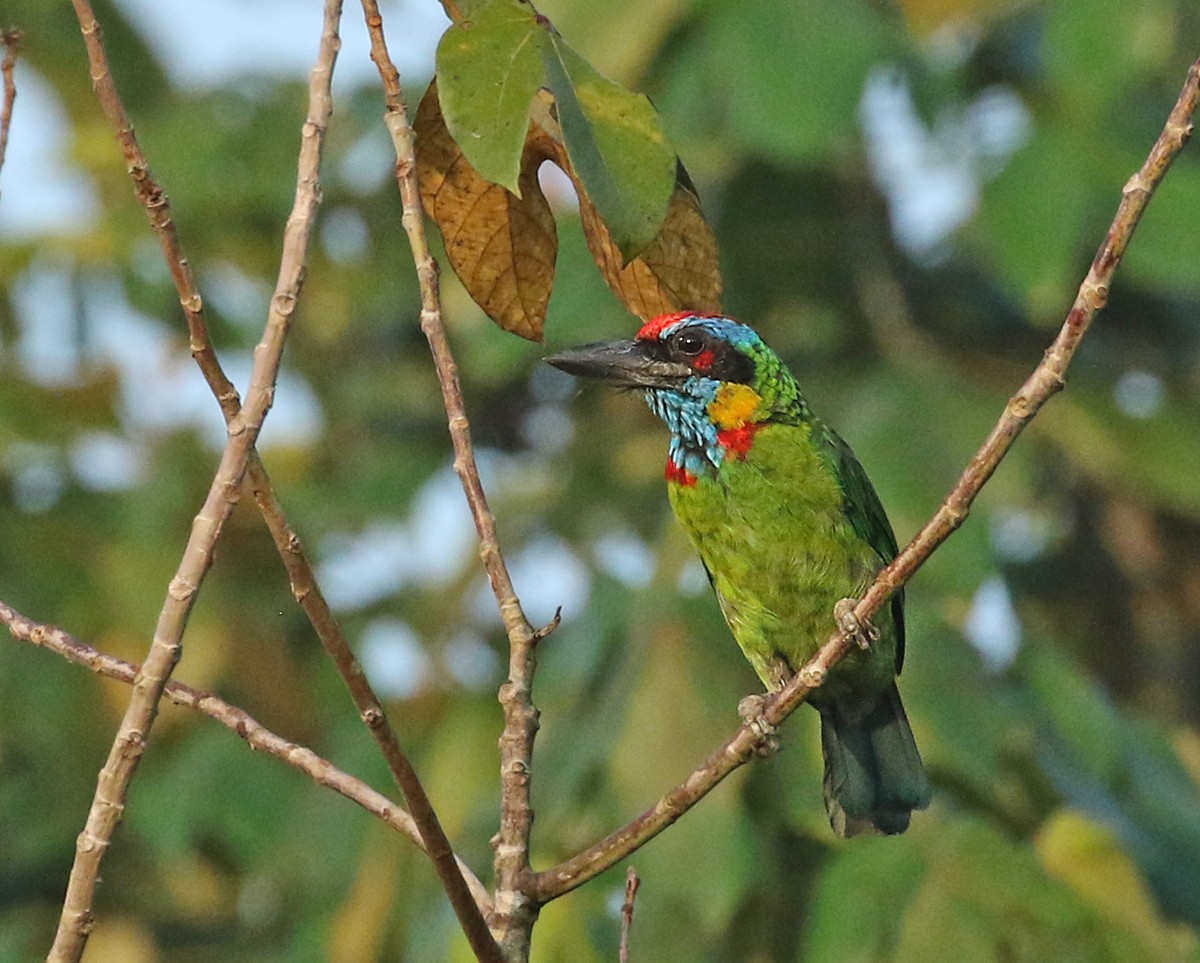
[
  {"xmin": 670, "ymin": 420, "xmax": 928, "ymax": 836},
  {"xmin": 669, "ymin": 421, "xmax": 894, "ymax": 692},
  {"xmin": 547, "ymin": 314, "xmax": 931, "ymax": 836}
]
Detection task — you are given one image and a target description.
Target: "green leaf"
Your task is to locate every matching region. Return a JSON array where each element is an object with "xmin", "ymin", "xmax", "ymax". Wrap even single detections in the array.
[
  {"xmin": 436, "ymin": 0, "xmax": 546, "ymax": 194},
  {"xmin": 971, "ymin": 124, "xmax": 1095, "ymax": 320},
  {"xmin": 895, "ymin": 819, "xmax": 1141, "ymax": 963},
  {"xmin": 539, "ymin": 36, "xmax": 676, "ymax": 260},
  {"xmin": 1038, "ymin": 810, "xmax": 1200, "ymax": 959},
  {"xmin": 702, "ymin": 0, "xmax": 893, "ymax": 163},
  {"xmin": 802, "ymin": 831, "xmax": 925, "ymax": 961}
]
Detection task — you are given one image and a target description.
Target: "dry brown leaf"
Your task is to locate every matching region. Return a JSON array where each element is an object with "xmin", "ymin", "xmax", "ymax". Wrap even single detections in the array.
[
  {"xmin": 528, "ymin": 96, "xmax": 723, "ymax": 323},
  {"xmin": 416, "ymin": 81, "xmax": 722, "ymax": 337},
  {"xmin": 577, "ymin": 166, "xmax": 723, "ymax": 321},
  {"xmin": 415, "ymin": 83, "xmax": 557, "ymax": 342}
]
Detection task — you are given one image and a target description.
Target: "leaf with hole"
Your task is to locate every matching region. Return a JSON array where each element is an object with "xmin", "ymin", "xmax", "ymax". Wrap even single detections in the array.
[
  {"xmin": 577, "ymin": 162, "xmax": 722, "ymax": 320},
  {"xmin": 539, "ymin": 37, "xmax": 676, "ymax": 261},
  {"xmin": 436, "ymin": 0, "xmax": 547, "ymax": 194}
]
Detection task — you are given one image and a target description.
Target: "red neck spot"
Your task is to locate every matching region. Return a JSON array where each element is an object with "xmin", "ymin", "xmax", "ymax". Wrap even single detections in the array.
[
  {"xmin": 717, "ymin": 422, "xmax": 763, "ymax": 460},
  {"xmin": 665, "ymin": 459, "xmax": 697, "ymax": 486},
  {"xmin": 637, "ymin": 312, "xmax": 698, "ymax": 341}
]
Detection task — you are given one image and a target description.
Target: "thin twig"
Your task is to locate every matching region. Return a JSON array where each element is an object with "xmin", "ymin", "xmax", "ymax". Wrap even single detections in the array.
[
  {"xmin": 0, "ymin": 599, "xmax": 494, "ymax": 913},
  {"xmin": 530, "ymin": 54, "xmax": 1200, "ymax": 905},
  {"xmin": 361, "ymin": 4, "xmax": 544, "ymax": 959},
  {"xmin": 0, "ymin": 29, "xmax": 19, "ymax": 187},
  {"xmin": 619, "ymin": 866, "xmax": 640, "ymax": 963},
  {"xmin": 77, "ymin": 0, "xmax": 464, "ymax": 912},
  {"xmin": 49, "ymin": 3, "xmax": 342, "ymax": 959}
]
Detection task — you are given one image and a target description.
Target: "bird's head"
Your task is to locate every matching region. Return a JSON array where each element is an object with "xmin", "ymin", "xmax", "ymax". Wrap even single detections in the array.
[{"xmin": 546, "ymin": 313, "xmax": 806, "ymax": 480}]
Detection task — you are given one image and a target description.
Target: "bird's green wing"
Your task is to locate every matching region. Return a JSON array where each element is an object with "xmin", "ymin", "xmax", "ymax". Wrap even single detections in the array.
[{"xmin": 819, "ymin": 426, "xmax": 906, "ymax": 672}]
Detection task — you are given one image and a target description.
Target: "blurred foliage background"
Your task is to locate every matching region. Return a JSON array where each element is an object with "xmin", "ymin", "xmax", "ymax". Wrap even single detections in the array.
[{"xmin": 3, "ymin": 0, "xmax": 1200, "ymax": 960}]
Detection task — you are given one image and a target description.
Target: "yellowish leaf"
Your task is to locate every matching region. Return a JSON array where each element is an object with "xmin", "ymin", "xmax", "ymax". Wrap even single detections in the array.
[
  {"xmin": 529, "ymin": 95, "xmax": 722, "ymax": 320},
  {"xmin": 417, "ymin": 79, "xmax": 722, "ymax": 337},
  {"xmin": 577, "ymin": 167, "xmax": 723, "ymax": 321},
  {"xmin": 329, "ymin": 825, "xmax": 400, "ymax": 963},
  {"xmin": 415, "ymin": 82, "xmax": 558, "ymax": 341},
  {"xmin": 1037, "ymin": 809, "xmax": 1198, "ymax": 959}
]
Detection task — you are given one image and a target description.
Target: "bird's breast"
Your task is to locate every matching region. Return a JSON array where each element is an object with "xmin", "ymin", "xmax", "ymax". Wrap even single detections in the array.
[{"xmin": 667, "ymin": 423, "xmax": 886, "ymax": 668}]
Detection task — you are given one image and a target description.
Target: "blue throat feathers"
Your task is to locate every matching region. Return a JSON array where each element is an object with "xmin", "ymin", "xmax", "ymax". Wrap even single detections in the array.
[{"xmin": 645, "ymin": 379, "xmax": 726, "ymax": 478}]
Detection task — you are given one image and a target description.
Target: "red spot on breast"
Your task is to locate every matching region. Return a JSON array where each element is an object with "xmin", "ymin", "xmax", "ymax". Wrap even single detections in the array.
[
  {"xmin": 637, "ymin": 312, "xmax": 698, "ymax": 341},
  {"xmin": 717, "ymin": 422, "xmax": 763, "ymax": 460},
  {"xmin": 665, "ymin": 459, "xmax": 697, "ymax": 486}
]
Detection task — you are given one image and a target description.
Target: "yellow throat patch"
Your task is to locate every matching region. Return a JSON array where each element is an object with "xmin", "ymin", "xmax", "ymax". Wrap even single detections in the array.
[{"xmin": 707, "ymin": 383, "xmax": 763, "ymax": 429}]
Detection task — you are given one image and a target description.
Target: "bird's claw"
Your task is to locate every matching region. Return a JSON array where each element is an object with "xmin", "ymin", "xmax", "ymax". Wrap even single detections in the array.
[
  {"xmin": 835, "ymin": 598, "xmax": 879, "ymax": 651},
  {"xmin": 738, "ymin": 693, "xmax": 781, "ymax": 756}
]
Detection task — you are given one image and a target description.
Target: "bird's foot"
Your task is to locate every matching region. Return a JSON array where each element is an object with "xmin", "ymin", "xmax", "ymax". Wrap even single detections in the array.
[
  {"xmin": 834, "ymin": 598, "xmax": 880, "ymax": 651},
  {"xmin": 737, "ymin": 692, "xmax": 781, "ymax": 756}
]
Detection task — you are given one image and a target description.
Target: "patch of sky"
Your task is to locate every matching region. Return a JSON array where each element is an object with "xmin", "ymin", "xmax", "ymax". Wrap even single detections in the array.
[
  {"xmin": 12, "ymin": 260, "xmax": 325, "ymax": 450},
  {"xmin": 1113, "ymin": 370, "xmax": 1165, "ymax": 419},
  {"xmin": 442, "ymin": 631, "xmax": 500, "ymax": 690},
  {"xmin": 70, "ymin": 432, "xmax": 147, "ymax": 492},
  {"xmin": 12, "ymin": 259, "xmax": 82, "ymax": 386},
  {"xmin": 201, "ymin": 262, "xmax": 274, "ymax": 331},
  {"xmin": 406, "ymin": 466, "xmax": 482, "ymax": 585},
  {"xmin": 520, "ymin": 404, "xmax": 574, "ymax": 454},
  {"xmin": 116, "ymin": 0, "xmax": 442, "ymax": 92},
  {"xmin": 1, "ymin": 2, "xmax": 443, "ymax": 239},
  {"xmin": 338, "ymin": 128, "xmax": 398, "ymax": 195},
  {"xmin": 990, "ymin": 506, "xmax": 1064, "ymax": 564},
  {"xmin": 88, "ymin": 275, "xmax": 324, "ymax": 449},
  {"xmin": 6, "ymin": 443, "xmax": 65, "ymax": 514},
  {"xmin": 592, "ymin": 529, "xmax": 655, "ymax": 588},
  {"xmin": 677, "ymin": 557, "xmax": 711, "ymax": 597},
  {"xmin": 963, "ymin": 575, "xmax": 1022, "ymax": 671},
  {"xmin": 320, "ymin": 207, "xmax": 372, "ymax": 266},
  {"xmin": 474, "ymin": 447, "xmax": 557, "ymax": 508},
  {"xmin": 318, "ymin": 520, "xmax": 411, "ymax": 611},
  {"xmin": 317, "ymin": 465, "xmax": 478, "ymax": 611},
  {"xmin": 537, "ymin": 162, "xmax": 578, "ymax": 210},
  {"xmin": 471, "ymin": 533, "xmax": 589, "ymax": 628},
  {"xmin": 357, "ymin": 617, "xmax": 431, "ymax": 699},
  {"xmin": 0, "ymin": 67, "xmax": 98, "ymax": 238},
  {"xmin": 860, "ymin": 67, "xmax": 1031, "ymax": 259}
]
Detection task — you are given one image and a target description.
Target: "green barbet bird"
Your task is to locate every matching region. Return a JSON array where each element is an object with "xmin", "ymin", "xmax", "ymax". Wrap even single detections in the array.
[{"xmin": 547, "ymin": 312, "xmax": 931, "ymax": 836}]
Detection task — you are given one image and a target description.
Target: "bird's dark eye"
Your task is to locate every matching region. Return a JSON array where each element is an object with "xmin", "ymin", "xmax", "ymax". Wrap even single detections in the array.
[{"xmin": 673, "ymin": 330, "xmax": 707, "ymax": 356}]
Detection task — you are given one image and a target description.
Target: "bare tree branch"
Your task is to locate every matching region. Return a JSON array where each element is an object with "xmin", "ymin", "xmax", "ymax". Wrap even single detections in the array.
[
  {"xmin": 529, "ymin": 53, "xmax": 1200, "ymax": 905},
  {"xmin": 361, "ymin": 4, "xmax": 545, "ymax": 959},
  {"xmin": 0, "ymin": 599, "xmax": 494, "ymax": 914},
  {"xmin": 75, "ymin": 0, "xmax": 465, "ymax": 909},
  {"xmin": 0, "ymin": 29, "xmax": 18, "ymax": 188},
  {"xmin": 66, "ymin": 0, "xmax": 499, "ymax": 954},
  {"xmin": 619, "ymin": 866, "xmax": 640, "ymax": 963},
  {"xmin": 49, "ymin": 3, "xmax": 343, "ymax": 959}
]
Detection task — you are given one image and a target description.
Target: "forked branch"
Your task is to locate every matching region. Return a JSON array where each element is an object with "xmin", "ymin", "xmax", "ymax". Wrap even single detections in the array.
[
  {"xmin": 66, "ymin": 0, "xmax": 494, "ymax": 958},
  {"xmin": 75, "ymin": 0, "xmax": 476, "ymax": 912},
  {"xmin": 49, "ymin": 2, "xmax": 342, "ymax": 959}
]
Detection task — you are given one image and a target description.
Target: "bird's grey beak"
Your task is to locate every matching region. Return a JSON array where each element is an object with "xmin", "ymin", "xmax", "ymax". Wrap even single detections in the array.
[{"xmin": 545, "ymin": 339, "xmax": 692, "ymax": 390}]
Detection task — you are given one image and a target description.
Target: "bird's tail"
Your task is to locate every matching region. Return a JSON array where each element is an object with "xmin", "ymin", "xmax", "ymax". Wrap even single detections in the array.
[{"xmin": 817, "ymin": 684, "xmax": 931, "ymax": 837}]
